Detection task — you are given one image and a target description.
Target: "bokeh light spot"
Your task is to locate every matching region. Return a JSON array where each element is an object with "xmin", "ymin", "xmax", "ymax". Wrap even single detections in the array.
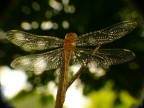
[
  {"xmin": 41, "ymin": 21, "xmax": 53, "ymax": 30},
  {"xmin": 45, "ymin": 11, "xmax": 53, "ymax": 18},
  {"xmin": 128, "ymin": 62, "xmax": 139, "ymax": 70},
  {"xmin": 21, "ymin": 5, "xmax": 31, "ymax": 15},
  {"xmin": 62, "ymin": 0, "xmax": 69, "ymax": 5},
  {"xmin": 64, "ymin": 5, "xmax": 75, "ymax": 13},
  {"xmin": 31, "ymin": 21, "xmax": 39, "ymax": 29},
  {"xmin": 32, "ymin": 2, "xmax": 40, "ymax": 11},
  {"xmin": 49, "ymin": 0, "xmax": 63, "ymax": 11},
  {"xmin": 21, "ymin": 22, "xmax": 32, "ymax": 30},
  {"xmin": 52, "ymin": 23, "xmax": 59, "ymax": 29},
  {"xmin": 0, "ymin": 30, "xmax": 5, "ymax": 40},
  {"xmin": 62, "ymin": 20, "xmax": 69, "ymax": 29}
]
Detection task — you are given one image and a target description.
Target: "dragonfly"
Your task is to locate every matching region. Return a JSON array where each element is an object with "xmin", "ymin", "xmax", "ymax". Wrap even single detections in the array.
[{"xmin": 5, "ymin": 21, "xmax": 137, "ymax": 104}]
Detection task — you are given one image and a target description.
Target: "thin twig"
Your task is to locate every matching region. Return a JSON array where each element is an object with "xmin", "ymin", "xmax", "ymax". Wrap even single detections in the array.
[
  {"xmin": 67, "ymin": 45, "xmax": 101, "ymax": 89},
  {"xmin": 66, "ymin": 63, "xmax": 87, "ymax": 89}
]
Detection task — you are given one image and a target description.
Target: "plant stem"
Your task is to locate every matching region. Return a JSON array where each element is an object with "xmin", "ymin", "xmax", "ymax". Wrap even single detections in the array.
[{"xmin": 55, "ymin": 68, "xmax": 65, "ymax": 108}]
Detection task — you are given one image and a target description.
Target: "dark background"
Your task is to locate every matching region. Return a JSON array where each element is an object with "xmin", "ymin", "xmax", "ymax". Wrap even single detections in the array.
[{"xmin": 0, "ymin": 0, "xmax": 144, "ymax": 108}]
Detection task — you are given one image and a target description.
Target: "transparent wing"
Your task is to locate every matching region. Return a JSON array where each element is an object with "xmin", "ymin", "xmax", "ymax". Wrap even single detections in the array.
[
  {"xmin": 74, "ymin": 49, "xmax": 135, "ymax": 66},
  {"xmin": 93, "ymin": 49, "xmax": 135, "ymax": 65},
  {"xmin": 69, "ymin": 49, "xmax": 100, "ymax": 68},
  {"xmin": 76, "ymin": 21, "xmax": 137, "ymax": 46},
  {"xmin": 5, "ymin": 30, "xmax": 63, "ymax": 50},
  {"xmin": 10, "ymin": 48, "xmax": 64, "ymax": 72}
]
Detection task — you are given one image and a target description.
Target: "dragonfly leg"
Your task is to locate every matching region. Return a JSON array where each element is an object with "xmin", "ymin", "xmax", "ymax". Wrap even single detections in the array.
[{"xmin": 92, "ymin": 45, "xmax": 101, "ymax": 55}]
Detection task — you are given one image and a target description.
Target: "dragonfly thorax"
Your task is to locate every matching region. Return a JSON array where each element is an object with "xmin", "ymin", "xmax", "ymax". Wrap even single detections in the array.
[
  {"xmin": 63, "ymin": 33, "xmax": 77, "ymax": 53},
  {"xmin": 64, "ymin": 33, "xmax": 77, "ymax": 47},
  {"xmin": 65, "ymin": 33, "xmax": 78, "ymax": 40}
]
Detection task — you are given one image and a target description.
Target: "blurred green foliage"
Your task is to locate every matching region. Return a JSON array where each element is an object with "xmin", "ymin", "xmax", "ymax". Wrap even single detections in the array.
[
  {"xmin": 11, "ymin": 91, "xmax": 55, "ymax": 108},
  {"xmin": 86, "ymin": 81, "xmax": 137, "ymax": 108}
]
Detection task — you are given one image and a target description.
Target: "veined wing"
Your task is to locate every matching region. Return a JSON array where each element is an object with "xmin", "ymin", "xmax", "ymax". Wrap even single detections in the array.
[
  {"xmin": 94, "ymin": 49, "xmax": 135, "ymax": 65},
  {"xmin": 74, "ymin": 49, "xmax": 135, "ymax": 67},
  {"xmin": 5, "ymin": 30, "xmax": 63, "ymax": 50},
  {"xmin": 10, "ymin": 48, "xmax": 64, "ymax": 72},
  {"xmin": 76, "ymin": 21, "xmax": 137, "ymax": 46}
]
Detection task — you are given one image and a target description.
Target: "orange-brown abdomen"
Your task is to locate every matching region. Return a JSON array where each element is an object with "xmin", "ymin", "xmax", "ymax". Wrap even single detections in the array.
[{"xmin": 60, "ymin": 33, "xmax": 77, "ymax": 103}]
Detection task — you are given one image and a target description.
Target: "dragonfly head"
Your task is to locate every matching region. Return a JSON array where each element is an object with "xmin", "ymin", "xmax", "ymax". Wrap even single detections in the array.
[{"xmin": 65, "ymin": 33, "xmax": 78, "ymax": 41}]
